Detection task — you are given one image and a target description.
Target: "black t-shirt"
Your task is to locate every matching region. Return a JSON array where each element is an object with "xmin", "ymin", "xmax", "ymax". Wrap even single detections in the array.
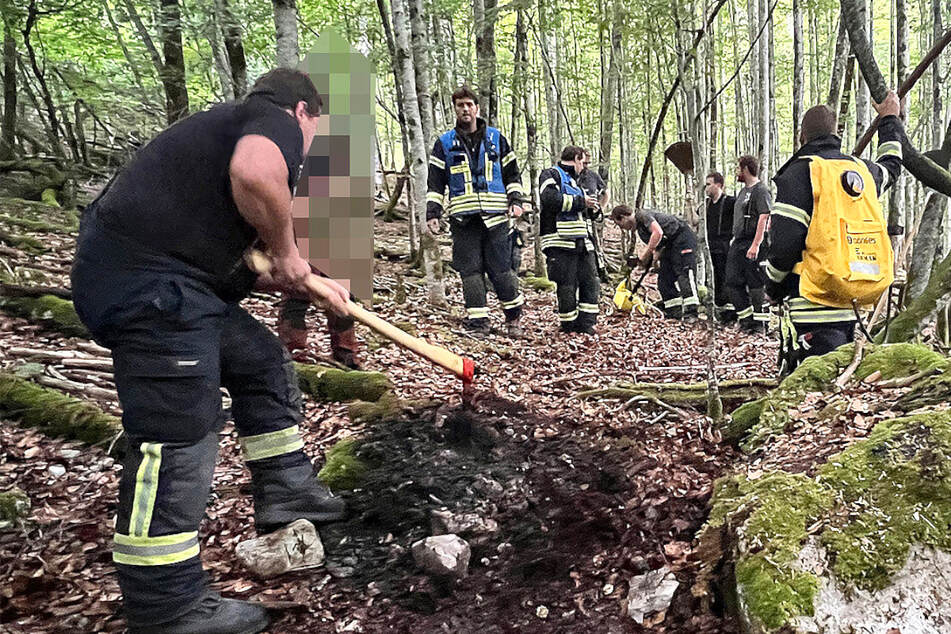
[
  {"xmin": 577, "ymin": 169, "xmax": 605, "ymax": 197},
  {"xmin": 733, "ymin": 181, "xmax": 771, "ymax": 240},
  {"xmin": 706, "ymin": 193, "xmax": 735, "ymax": 243},
  {"xmin": 93, "ymin": 99, "xmax": 303, "ymax": 295},
  {"xmin": 635, "ymin": 209, "xmax": 683, "ymax": 248}
]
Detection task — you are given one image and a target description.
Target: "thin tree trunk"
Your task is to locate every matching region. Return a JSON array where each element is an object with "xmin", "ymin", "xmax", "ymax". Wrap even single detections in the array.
[
  {"xmin": 908, "ymin": 192, "xmax": 949, "ymax": 300},
  {"xmin": 826, "ymin": 17, "xmax": 850, "ymax": 110},
  {"xmin": 158, "ymin": 0, "xmax": 189, "ymax": 123},
  {"xmin": 409, "ymin": 0, "xmax": 434, "ymax": 145},
  {"xmin": 793, "ymin": 0, "xmax": 804, "ymax": 150},
  {"xmin": 888, "ymin": 0, "xmax": 909, "ymax": 251},
  {"xmin": 22, "ymin": 1, "xmax": 64, "ymax": 157},
  {"xmin": 272, "ymin": 0, "xmax": 300, "ymax": 69},
  {"xmin": 473, "ymin": 0, "xmax": 498, "ymax": 125},
  {"xmin": 73, "ymin": 101, "xmax": 88, "ymax": 165},
  {"xmin": 431, "ymin": 16, "xmax": 452, "ymax": 129},
  {"xmin": 838, "ymin": 55, "xmax": 855, "ymax": 137},
  {"xmin": 854, "ymin": 0, "xmax": 870, "ymax": 148},
  {"xmin": 539, "ymin": 0, "xmax": 561, "ymax": 159},
  {"xmin": 516, "ymin": 9, "xmax": 544, "ymax": 278},
  {"xmin": 216, "ymin": 0, "xmax": 248, "ymax": 97},
  {"xmin": 102, "ymin": 0, "xmax": 151, "ymax": 105},
  {"xmin": 757, "ymin": 0, "xmax": 770, "ymax": 178},
  {"xmin": 598, "ymin": 0, "xmax": 622, "ymax": 183},
  {"xmin": 207, "ymin": 8, "xmax": 235, "ymax": 101},
  {"xmin": 391, "ymin": 0, "xmax": 446, "ymax": 305},
  {"xmin": 932, "ymin": 0, "xmax": 943, "ymax": 148},
  {"xmin": 0, "ymin": 18, "xmax": 16, "ymax": 160}
]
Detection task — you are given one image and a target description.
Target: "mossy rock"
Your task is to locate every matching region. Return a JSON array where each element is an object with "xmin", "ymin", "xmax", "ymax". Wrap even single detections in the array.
[
  {"xmin": 295, "ymin": 363, "xmax": 392, "ymax": 403},
  {"xmin": 701, "ymin": 411, "xmax": 951, "ymax": 632},
  {"xmin": 348, "ymin": 392, "xmax": 402, "ymax": 425},
  {"xmin": 816, "ymin": 413, "xmax": 951, "ymax": 591},
  {"xmin": 737, "ymin": 345, "xmax": 856, "ymax": 452},
  {"xmin": 854, "ymin": 343, "xmax": 949, "ymax": 381},
  {"xmin": 522, "ymin": 275, "xmax": 556, "ymax": 291},
  {"xmin": 318, "ymin": 437, "xmax": 370, "ymax": 491},
  {"xmin": 0, "ymin": 197, "xmax": 79, "ymax": 228},
  {"xmin": 40, "ymin": 188, "xmax": 60, "ymax": 207},
  {"xmin": 0, "ymin": 373, "xmax": 122, "ymax": 448},
  {"xmin": 0, "ymin": 295, "xmax": 88, "ymax": 337},
  {"xmin": 0, "ymin": 488, "xmax": 30, "ymax": 530}
]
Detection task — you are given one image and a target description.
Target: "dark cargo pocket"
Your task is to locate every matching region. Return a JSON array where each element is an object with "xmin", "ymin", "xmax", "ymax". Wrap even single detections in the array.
[{"xmin": 112, "ymin": 350, "xmax": 222, "ymax": 443}]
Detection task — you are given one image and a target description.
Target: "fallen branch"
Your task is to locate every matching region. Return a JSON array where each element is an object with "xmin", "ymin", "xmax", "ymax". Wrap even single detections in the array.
[
  {"xmin": 0, "ymin": 281, "xmax": 72, "ymax": 300},
  {"xmin": 876, "ymin": 367, "xmax": 940, "ymax": 389},
  {"xmin": 835, "ymin": 339, "xmax": 866, "ymax": 388},
  {"xmin": 35, "ymin": 374, "xmax": 117, "ymax": 401},
  {"xmin": 576, "ymin": 378, "xmax": 777, "ymax": 405}
]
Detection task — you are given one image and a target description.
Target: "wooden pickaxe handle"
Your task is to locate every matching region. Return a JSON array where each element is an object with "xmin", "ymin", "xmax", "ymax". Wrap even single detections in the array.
[{"xmin": 246, "ymin": 250, "xmax": 476, "ymax": 382}]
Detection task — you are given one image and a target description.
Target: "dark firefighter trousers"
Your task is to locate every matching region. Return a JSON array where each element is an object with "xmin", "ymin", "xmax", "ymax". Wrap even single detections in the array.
[
  {"xmin": 658, "ymin": 230, "xmax": 700, "ymax": 319},
  {"xmin": 709, "ymin": 238, "xmax": 735, "ymax": 318},
  {"xmin": 545, "ymin": 247, "xmax": 600, "ymax": 329},
  {"xmin": 449, "ymin": 214, "xmax": 524, "ymax": 324},
  {"xmin": 726, "ymin": 238, "xmax": 769, "ymax": 327},
  {"xmin": 72, "ymin": 222, "xmax": 310, "ymax": 626}
]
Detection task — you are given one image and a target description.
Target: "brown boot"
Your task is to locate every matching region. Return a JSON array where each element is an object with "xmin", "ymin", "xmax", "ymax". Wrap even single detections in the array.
[
  {"xmin": 327, "ymin": 311, "xmax": 362, "ymax": 369},
  {"xmin": 277, "ymin": 298, "xmax": 310, "ymax": 354}
]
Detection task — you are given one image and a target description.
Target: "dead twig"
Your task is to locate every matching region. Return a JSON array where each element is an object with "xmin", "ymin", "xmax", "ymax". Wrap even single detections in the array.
[{"xmin": 835, "ymin": 340, "xmax": 866, "ymax": 388}]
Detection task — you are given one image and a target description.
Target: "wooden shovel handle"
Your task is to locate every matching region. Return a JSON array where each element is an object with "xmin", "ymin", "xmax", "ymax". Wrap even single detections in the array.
[{"xmin": 246, "ymin": 250, "xmax": 475, "ymax": 382}]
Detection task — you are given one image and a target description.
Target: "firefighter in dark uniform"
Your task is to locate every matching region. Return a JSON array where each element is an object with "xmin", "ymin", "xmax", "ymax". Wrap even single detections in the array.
[
  {"xmin": 611, "ymin": 205, "xmax": 700, "ymax": 323},
  {"xmin": 538, "ymin": 145, "xmax": 601, "ymax": 333},
  {"xmin": 704, "ymin": 171, "xmax": 736, "ymax": 323},
  {"xmin": 426, "ymin": 86, "xmax": 525, "ymax": 337},
  {"xmin": 70, "ymin": 69, "xmax": 350, "ymax": 633},
  {"xmin": 727, "ymin": 155, "xmax": 772, "ymax": 333},
  {"xmin": 766, "ymin": 92, "xmax": 903, "ymax": 370}
]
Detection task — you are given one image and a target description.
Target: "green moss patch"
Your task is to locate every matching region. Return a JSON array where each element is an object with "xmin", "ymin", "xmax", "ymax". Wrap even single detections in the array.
[
  {"xmin": 0, "ymin": 373, "xmax": 122, "ymax": 448},
  {"xmin": 521, "ymin": 276, "xmax": 556, "ymax": 292},
  {"xmin": 818, "ymin": 413, "xmax": 951, "ymax": 591},
  {"xmin": 318, "ymin": 438, "xmax": 370, "ymax": 491},
  {"xmin": 348, "ymin": 392, "xmax": 402, "ymax": 425},
  {"xmin": 702, "ymin": 472, "xmax": 832, "ymax": 630},
  {"xmin": 0, "ymin": 488, "xmax": 30, "ymax": 528},
  {"xmin": 739, "ymin": 345, "xmax": 856, "ymax": 451},
  {"xmin": 0, "ymin": 295, "xmax": 88, "ymax": 337},
  {"xmin": 295, "ymin": 363, "xmax": 393, "ymax": 403},
  {"xmin": 854, "ymin": 343, "xmax": 949, "ymax": 381}
]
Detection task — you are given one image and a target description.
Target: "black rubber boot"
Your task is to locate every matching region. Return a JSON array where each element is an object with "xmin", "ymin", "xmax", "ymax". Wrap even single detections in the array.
[
  {"xmin": 749, "ymin": 287, "xmax": 768, "ymax": 333},
  {"xmin": 251, "ymin": 459, "xmax": 346, "ymax": 533},
  {"xmin": 128, "ymin": 590, "xmax": 269, "ymax": 634}
]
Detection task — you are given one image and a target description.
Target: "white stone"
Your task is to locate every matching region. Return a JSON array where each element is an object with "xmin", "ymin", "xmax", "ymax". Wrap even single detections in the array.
[
  {"xmin": 411, "ymin": 534, "xmax": 471, "ymax": 578},
  {"xmin": 625, "ymin": 566, "xmax": 679, "ymax": 625},
  {"xmin": 47, "ymin": 464, "xmax": 66, "ymax": 478},
  {"xmin": 235, "ymin": 519, "xmax": 324, "ymax": 578},
  {"xmin": 430, "ymin": 509, "xmax": 499, "ymax": 546}
]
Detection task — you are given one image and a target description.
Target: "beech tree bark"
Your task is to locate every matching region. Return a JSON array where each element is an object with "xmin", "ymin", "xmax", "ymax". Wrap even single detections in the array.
[{"xmin": 272, "ymin": 0, "xmax": 300, "ymax": 69}]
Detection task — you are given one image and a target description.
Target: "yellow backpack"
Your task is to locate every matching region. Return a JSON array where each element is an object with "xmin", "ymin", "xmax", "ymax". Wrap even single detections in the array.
[{"xmin": 793, "ymin": 156, "xmax": 894, "ymax": 308}]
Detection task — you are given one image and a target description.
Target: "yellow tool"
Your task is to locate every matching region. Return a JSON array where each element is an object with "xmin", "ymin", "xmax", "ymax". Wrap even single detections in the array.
[{"xmin": 613, "ymin": 267, "xmax": 649, "ymax": 315}]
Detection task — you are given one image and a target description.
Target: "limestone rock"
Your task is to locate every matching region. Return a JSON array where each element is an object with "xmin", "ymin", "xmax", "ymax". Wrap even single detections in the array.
[
  {"xmin": 430, "ymin": 509, "xmax": 499, "ymax": 546},
  {"xmin": 625, "ymin": 566, "xmax": 679, "ymax": 625},
  {"xmin": 235, "ymin": 519, "xmax": 324, "ymax": 578},
  {"xmin": 411, "ymin": 534, "xmax": 470, "ymax": 578}
]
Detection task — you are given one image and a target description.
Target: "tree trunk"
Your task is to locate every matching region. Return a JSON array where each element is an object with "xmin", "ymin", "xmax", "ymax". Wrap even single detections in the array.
[
  {"xmin": 22, "ymin": 1, "xmax": 64, "ymax": 157},
  {"xmin": 888, "ymin": 0, "xmax": 909, "ymax": 250},
  {"xmin": 793, "ymin": 0, "xmax": 804, "ymax": 150},
  {"xmin": 854, "ymin": 0, "xmax": 870, "ymax": 148},
  {"xmin": 216, "ymin": 0, "xmax": 248, "ymax": 97},
  {"xmin": 102, "ymin": 0, "xmax": 151, "ymax": 104},
  {"xmin": 409, "ymin": 0, "xmax": 434, "ymax": 146},
  {"xmin": 597, "ymin": 0, "xmax": 622, "ymax": 183},
  {"xmin": 932, "ymin": 0, "xmax": 943, "ymax": 149},
  {"xmin": 207, "ymin": 7, "xmax": 235, "ymax": 101},
  {"xmin": 431, "ymin": 16, "xmax": 452, "ymax": 130},
  {"xmin": 757, "ymin": 0, "xmax": 770, "ymax": 179},
  {"xmin": 882, "ymin": 246, "xmax": 951, "ymax": 342},
  {"xmin": 516, "ymin": 9, "xmax": 544, "ymax": 278},
  {"xmin": 826, "ymin": 17, "xmax": 851, "ymax": 110},
  {"xmin": 907, "ymin": 192, "xmax": 948, "ymax": 300},
  {"xmin": 73, "ymin": 101, "xmax": 88, "ymax": 165},
  {"xmin": 272, "ymin": 0, "xmax": 300, "ymax": 69},
  {"xmin": 158, "ymin": 0, "xmax": 189, "ymax": 123},
  {"xmin": 538, "ymin": 0, "xmax": 561, "ymax": 160},
  {"xmin": 0, "ymin": 18, "xmax": 15, "ymax": 160},
  {"xmin": 391, "ymin": 0, "xmax": 446, "ymax": 305},
  {"xmin": 473, "ymin": 0, "xmax": 498, "ymax": 126}
]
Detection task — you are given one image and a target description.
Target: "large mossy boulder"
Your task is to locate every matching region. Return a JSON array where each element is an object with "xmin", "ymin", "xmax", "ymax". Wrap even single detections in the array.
[{"xmin": 698, "ymin": 411, "xmax": 951, "ymax": 633}]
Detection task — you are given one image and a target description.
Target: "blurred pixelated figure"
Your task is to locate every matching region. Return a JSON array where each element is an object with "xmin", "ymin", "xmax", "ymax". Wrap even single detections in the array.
[{"xmin": 276, "ymin": 32, "xmax": 374, "ymax": 367}]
